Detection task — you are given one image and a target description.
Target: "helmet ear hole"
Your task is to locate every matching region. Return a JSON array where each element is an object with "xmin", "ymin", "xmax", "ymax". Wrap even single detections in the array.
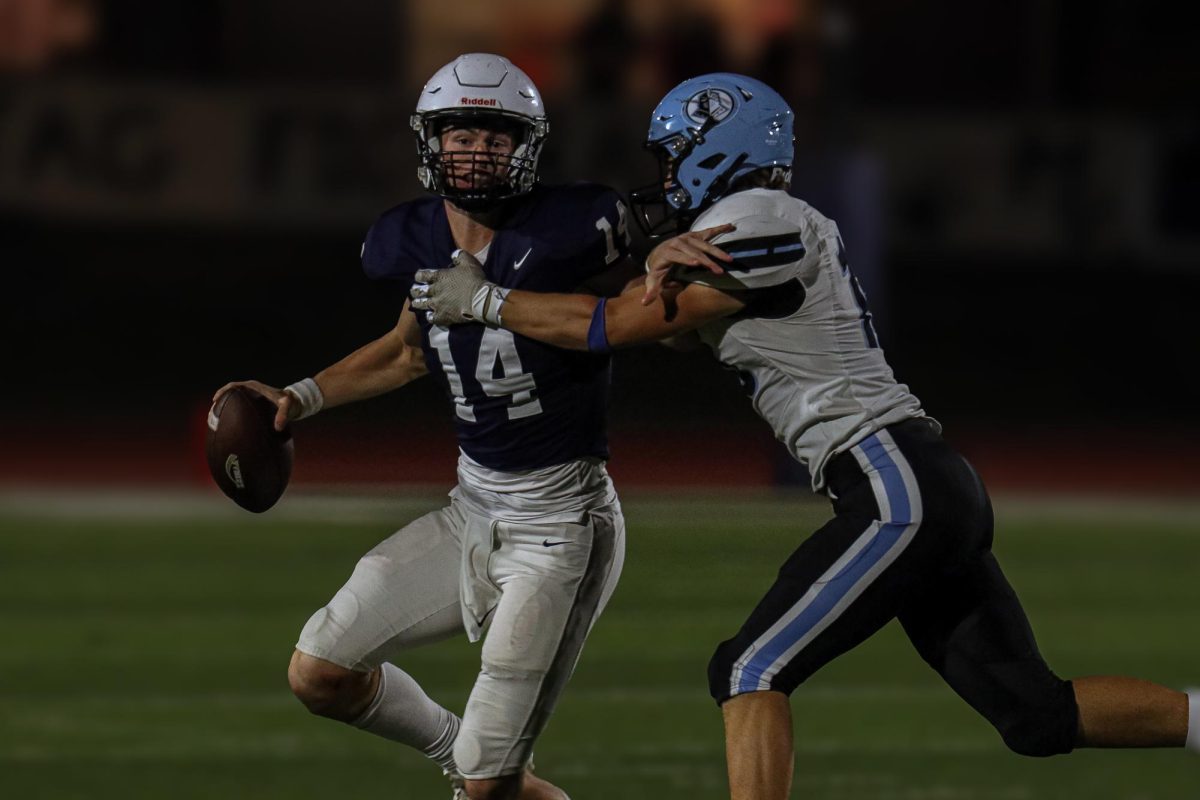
[{"xmin": 696, "ymin": 153, "xmax": 726, "ymax": 169}]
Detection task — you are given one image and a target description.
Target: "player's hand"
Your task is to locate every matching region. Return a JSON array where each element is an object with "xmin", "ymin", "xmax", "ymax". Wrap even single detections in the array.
[
  {"xmin": 212, "ymin": 380, "xmax": 296, "ymax": 432},
  {"xmin": 411, "ymin": 249, "xmax": 500, "ymax": 326},
  {"xmin": 642, "ymin": 223, "xmax": 736, "ymax": 305}
]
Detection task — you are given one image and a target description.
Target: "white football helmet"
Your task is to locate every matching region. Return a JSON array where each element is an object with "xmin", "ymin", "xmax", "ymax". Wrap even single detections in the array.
[{"xmin": 411, "ymin": 53, "xmax": 548, "ymax": 209}]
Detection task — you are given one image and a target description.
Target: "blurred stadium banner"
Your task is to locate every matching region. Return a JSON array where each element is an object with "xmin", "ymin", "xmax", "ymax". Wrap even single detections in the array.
[
  {"xmin": 0, "ymin": 81, "xmax": 414, "ymax": 227},
  {"xmin": 2, "ymin": 81, "xmax": 1197, "ymax": 264},
  {"xmin": 862, "ymin": 118, "xmax": 1156, "ymax": 257}
]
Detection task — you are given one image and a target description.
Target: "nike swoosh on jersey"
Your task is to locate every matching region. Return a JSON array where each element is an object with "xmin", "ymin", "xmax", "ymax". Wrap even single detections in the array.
[
  {"xmin": 541, "ymin": 539, "xmax": 572, "ymax": 547},
  {"xmin": 513, "ymin": 247, "xmax": 533, "ymax": 269}
]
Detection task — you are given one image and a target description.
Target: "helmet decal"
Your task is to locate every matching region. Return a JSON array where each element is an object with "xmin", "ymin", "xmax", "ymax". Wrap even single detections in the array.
[{"xmin": 684, "ymin": 88, "xmax": 735, "ymax": 125}]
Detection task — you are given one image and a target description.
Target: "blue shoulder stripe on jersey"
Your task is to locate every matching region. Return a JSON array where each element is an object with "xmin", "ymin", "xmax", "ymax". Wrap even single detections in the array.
[{"xmin": 722, "ymin": 232, "xmax": 806, "ymax": 271}]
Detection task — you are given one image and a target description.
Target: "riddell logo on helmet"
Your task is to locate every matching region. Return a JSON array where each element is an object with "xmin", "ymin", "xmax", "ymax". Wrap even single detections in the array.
[{"xmin": 460, "ymin": 97, "xmax": 498, "ymax": 106}]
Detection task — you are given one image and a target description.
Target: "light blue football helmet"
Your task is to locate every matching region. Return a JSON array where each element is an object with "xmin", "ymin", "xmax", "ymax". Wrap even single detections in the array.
[{"xmin": 629, "ymin": 73, "xmax": 794, "ymax": 235}]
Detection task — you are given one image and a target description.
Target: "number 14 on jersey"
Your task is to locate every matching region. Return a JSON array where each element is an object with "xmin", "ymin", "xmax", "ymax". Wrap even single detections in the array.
[{"xmin": 428, "ymin": 326, "xmax": 543, "ymax": 422}]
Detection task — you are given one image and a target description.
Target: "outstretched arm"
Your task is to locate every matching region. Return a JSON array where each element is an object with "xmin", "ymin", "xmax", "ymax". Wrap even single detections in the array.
[
  {"xmin": 213, "ymin": 299, "xmax": 428, "ymax": 430},
  {"xmin": 410, "ymin": 248, "xmax": 745, "ymax": 351},
  {"xmin": 495, "ymin": 278, "xmax": 744, "ymax": 351}
]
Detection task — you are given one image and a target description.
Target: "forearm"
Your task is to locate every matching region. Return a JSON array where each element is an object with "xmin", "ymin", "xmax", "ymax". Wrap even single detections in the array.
[
  {"xmin": 502, "ymin": 281, "xmax": 742, "ymax": 351},
  {"xmin": 410, "ymin": 251, "xmax": 744, "ymax": 350},
  {"xmin": 313, "ymin": 336, "xmax": 427, "ymax": 409},
  {"xmin": 499, "ymin": 290, "xmax": 599, "ymax": 351}
]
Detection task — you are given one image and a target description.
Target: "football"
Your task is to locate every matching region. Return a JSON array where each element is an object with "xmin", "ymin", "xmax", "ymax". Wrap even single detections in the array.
[{"xmin": 206, "ymin": 387, "xmax": 294, "ymax": 512}]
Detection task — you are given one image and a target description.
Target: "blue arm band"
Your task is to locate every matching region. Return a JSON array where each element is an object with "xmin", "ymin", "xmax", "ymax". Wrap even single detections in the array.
[{"xmin": 586, "ymin": 298, "xmax": 612, "ymax": 354}]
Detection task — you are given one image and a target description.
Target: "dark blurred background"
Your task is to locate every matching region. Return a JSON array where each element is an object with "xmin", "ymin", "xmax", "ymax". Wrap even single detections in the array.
[{"xmin": 2, "ymin": 0, "xmax": 1198, "ymax": 493}]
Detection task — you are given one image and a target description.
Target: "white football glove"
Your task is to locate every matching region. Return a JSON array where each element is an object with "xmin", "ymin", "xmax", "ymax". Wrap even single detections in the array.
[{"xmin": 410, "ymin": 249, "xmax": 509, "ymax": 326}]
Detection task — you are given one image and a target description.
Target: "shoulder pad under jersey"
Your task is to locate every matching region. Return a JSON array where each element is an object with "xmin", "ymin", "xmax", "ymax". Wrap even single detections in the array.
[
  {"xmin": 529, "ymin": 183, "xmax": 630, "ymax": 260},
  {"xmin": 360, "ymin": 197, "xmax": 444, "ymax": 284},
  {"xmin": 679, "ymin": 190, "xmax": 808, "ymax": 290}
]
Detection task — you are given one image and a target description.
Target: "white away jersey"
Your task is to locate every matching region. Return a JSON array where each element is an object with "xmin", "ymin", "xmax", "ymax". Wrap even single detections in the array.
[{"xmin": 683, "ymin": 188, "xmax": 931, "ymax": 490}]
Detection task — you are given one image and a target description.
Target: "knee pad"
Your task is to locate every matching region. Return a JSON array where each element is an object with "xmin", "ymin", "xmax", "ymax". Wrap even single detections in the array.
[
  {"xmin": 452, "ymin": 727, "xmax": 488, "ymax": 780},
  {"xmin": 453, "ymin": 718, "xmax": 529, "ymax": 781},
  {"xmin": 479, "ymin": 585, "xmax": 557, "ymax": 681}
]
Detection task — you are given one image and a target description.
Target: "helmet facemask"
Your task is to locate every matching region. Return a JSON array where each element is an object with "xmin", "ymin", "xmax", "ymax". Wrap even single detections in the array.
[
  {"xmin": 412, "ymin": 111, "xmax": 548, "ymax": 212},
  {"xmin": 629, "ymin": 135, "xmax": 692, "ymax": 237},
  {"xmin": 629, "ymin": 124, "xmax": 747, "ymax": 237}
]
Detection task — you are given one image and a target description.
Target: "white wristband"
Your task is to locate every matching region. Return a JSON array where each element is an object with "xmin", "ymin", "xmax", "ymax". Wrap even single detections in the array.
[
  {"xmin": 283, "ymin": 377, "xmax": 324, "ymax": 420},
  {"xmin": 469, "ymin": 283, "xmax": 510, "ymax": 326}
]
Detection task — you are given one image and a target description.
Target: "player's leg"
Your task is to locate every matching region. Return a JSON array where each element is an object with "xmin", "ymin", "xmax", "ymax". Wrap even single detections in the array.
[
  {"xmin": 709, "ymin": 428, "xmax": 940, "ymax": 800},
  {"xmin": 456, "ymin": 504, "xmax": 625, "ymax": 800},
  {"xmin": 460, "ymin": 774, "xmax": 567, "ymax": 800},
  {"xmin": 885, "ymin": 420, "xmax": 1094, "ymax": 757},
  {"xmin": 709, "ymin": 510, "xmax": 913, "ymax": 800},
  {"xmin": 1073, "ymin": 675, "xmax": 1187, "ymax": 747},
  {"xmin": 901, "ymin": 511, "xmax": 1189, "ymax": 751},
  {"xmin": 720, "ymin": 691, "xmax": 793, "ymax": 800},
  {"xmin": 287, "ymin": 650, "xmax": 378, "ymax": 721},
  {"xmin": 290, "ymin": 503, "xmax": 467, "ymax": 771},
  {"xmin": 900, "ymin": 551, "xmax": 1082, "ymax": 756}
]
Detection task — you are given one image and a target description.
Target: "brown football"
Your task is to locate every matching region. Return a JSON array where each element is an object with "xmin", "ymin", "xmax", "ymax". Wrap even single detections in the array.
[{"xmin": 206, "ymin": 387, "xmax": 294, "ymax": 512}]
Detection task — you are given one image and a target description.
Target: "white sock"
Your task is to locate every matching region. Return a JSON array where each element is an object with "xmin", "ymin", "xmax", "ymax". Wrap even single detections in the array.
[
  {"xmin": 352, "ymin": 663, "xmax": 461, "ymax": 771},
  {"xmin": 1187, "ymin": 690, "xmax": 1200, "ymax": 753}
]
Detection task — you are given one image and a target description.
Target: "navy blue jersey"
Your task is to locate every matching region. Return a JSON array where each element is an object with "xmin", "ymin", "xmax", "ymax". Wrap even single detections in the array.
[{"xmin": 362, "ymin": 183, "xmax": 631, "ymax": 471}]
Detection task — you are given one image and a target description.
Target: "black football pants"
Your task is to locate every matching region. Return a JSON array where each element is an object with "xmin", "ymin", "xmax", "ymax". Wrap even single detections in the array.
[{"xmin": 707, "ymin": 418, "xmax": 1079, "ymax": 757}]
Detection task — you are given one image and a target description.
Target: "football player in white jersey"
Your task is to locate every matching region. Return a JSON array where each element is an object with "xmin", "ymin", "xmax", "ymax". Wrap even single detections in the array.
[
  {"xmin": 215, "ymin": 54, "xmax": 639, "ymax": 800},
  {"xmin": 411, "ymin": 73, "xmax": 1200, "ymax": 800}
]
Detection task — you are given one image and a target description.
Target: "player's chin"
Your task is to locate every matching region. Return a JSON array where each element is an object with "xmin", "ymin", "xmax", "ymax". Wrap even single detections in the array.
[{"xmin": 449, "ymin": 173, "xmax": 496, "ymax": 188}]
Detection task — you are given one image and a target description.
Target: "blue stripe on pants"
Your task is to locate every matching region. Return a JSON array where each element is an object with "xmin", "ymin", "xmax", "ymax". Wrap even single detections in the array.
[{"xmin": 736, "ymin": 434, "xmax": 913, "ymax": 693}]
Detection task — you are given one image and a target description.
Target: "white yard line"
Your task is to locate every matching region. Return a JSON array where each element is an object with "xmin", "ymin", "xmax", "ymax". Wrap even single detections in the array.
[
  {"xmin": 2, "ymin": 684, "xmax": 956, "ymax": 712},
  {"xmin": 2, "ymin": 486, "xmax": 1198, "ymax": 525},
  {"xmin": 0, "ymin": 738, "xmax": 1002, "ymax": 763}
]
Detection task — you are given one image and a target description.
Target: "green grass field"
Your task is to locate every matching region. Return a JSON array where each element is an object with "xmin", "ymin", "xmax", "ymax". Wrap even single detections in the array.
[{"xmin": 1, "ymin": 491, "xmax": 1197, "ymax": 799}]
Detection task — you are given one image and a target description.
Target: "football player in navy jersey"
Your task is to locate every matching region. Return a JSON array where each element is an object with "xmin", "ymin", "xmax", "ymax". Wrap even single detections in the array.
[
  {"xmin": 214, "ymin": 54, "xmax": 634, "ymax": 800},
  {"xmin": 412, "ymin": 73, "xmax": 1200, "ymax": 800}
]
